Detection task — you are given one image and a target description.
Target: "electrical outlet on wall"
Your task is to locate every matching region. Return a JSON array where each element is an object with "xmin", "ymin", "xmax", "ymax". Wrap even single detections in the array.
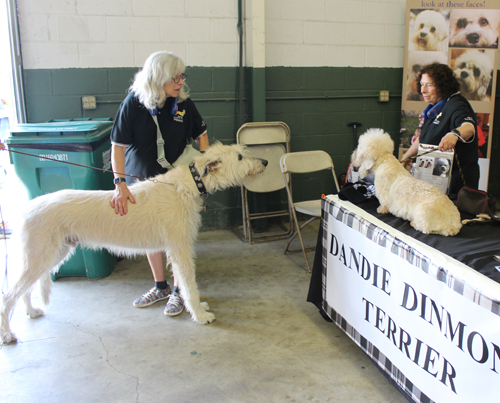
[
  {"xmin": 82, "ymin": 96, "xmax": 97, "ymax": 109},
  {"xmin": 378, "ymin": 91, "xmax": 389, "ymax": 102}
]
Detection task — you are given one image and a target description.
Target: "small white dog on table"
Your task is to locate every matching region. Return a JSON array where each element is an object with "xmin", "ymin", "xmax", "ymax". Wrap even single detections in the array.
[{"xmin": 351, "ymin": 128, "xmax": 462, "ymax": 237}]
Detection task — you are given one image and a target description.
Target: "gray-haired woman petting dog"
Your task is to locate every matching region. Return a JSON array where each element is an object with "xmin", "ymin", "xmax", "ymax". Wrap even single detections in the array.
[
  {"xmin": 110, "ymin": 51, "xmax": 209, "ymax": 317},
  {"xmin": 401, "ymin": 62, "xmax": 479, "ymax": 195}
]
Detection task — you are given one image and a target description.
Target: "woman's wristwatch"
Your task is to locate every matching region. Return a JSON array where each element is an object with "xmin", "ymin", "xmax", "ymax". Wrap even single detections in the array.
[{"xmin": 114, "ymin": 177, "xmax": 126, "ymax": 185}]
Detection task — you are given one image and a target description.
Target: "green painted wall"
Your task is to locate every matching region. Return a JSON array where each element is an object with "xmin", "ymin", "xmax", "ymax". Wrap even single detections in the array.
[{"xmin": 22, "ymin": 66, "xmax": 500, "ymax": 229}]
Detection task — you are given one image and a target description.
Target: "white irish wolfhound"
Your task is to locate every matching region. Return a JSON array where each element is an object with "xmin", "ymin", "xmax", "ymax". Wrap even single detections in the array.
[{"xmin": 1, "ymin": 142, "xmax": 267, "ymax": 344}]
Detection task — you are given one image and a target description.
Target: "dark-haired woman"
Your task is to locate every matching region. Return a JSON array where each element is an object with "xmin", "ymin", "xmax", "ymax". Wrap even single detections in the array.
[{"xmin": 401, "ymin": 63, "xmax": 479, "ymax": 194}]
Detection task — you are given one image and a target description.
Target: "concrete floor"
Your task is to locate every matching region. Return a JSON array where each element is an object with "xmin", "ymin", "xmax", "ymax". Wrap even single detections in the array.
[{"xmin": 0, "ymin": 221, "xmax": 409, "ymax": 403}]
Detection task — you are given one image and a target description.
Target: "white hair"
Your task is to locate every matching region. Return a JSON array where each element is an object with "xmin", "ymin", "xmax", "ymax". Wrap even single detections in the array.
[{"xmin": 130, "ymin": 51, "xmax": 190, "ymax": 110}]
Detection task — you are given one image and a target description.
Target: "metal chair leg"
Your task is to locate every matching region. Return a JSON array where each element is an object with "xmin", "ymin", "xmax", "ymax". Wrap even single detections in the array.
[{"xmin": 285, "ymin": 210, "xmax": 317, "ymax": 273}]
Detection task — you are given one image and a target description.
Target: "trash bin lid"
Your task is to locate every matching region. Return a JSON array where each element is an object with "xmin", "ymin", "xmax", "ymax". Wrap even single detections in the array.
[{"xmin": 5, "ymin": 119, "xmax": 113, "ymax": 145}]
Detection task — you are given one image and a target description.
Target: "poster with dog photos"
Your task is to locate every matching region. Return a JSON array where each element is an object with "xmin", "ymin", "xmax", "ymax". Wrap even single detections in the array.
[
  {"xmin": 413, "ymin": 144, "xmax": 454, "ymax": 194},
  {"xmin": 401, "ymin": 1, "xmax": 500, "ymax": 191}
]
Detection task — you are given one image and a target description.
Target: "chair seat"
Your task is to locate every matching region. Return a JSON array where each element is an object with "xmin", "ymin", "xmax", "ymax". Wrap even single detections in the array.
[{"xmin": 294, "ymin": 199, "xmax": 322, "ymax": 217}]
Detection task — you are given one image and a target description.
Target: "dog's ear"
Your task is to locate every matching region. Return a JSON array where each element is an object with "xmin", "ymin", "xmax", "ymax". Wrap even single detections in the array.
[
  {"xmin": 361, "ymin": 158, "xmax": 374, "ymax": 172},
  {"xmin": 479, "ymin": 72, "xmax": 491, "ymax": 98},
  {"xmin": 200, "ymin": 159, "xmax": 221, "ymax": 178},
  {"xmin": 478, "ymin": 83, "xmax": 487, "ymax": 99},
  {"xmin": 437, "ymin": 27, "xmax": 448, "ymax": 42}
]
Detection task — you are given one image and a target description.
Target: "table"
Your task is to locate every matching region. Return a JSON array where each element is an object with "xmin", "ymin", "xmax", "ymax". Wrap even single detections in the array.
[{"xmin": 308, "ymin": 195, "xmax": 500, "ymax": 403}]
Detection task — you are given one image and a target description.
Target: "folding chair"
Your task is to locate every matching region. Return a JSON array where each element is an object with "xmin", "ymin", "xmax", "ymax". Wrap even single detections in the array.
[
  {"xmin": 236, "ymin": 122, "xmax": 293, "ymax": 244},
  {"xmin": 280, "ymin": 150, "xmax": 340, "ymax": 272}
]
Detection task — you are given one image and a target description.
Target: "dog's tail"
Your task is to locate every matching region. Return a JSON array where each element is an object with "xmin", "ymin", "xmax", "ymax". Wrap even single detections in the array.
[{"xmin": 40, "ymin": 271, "xmax": 52, "ymax": 305}]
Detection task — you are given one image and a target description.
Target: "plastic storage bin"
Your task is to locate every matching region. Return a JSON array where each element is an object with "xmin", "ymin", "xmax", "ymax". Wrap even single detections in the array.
[{"xmin": 5, "ymin": 118, "xmax": 118, "ymax": 280}]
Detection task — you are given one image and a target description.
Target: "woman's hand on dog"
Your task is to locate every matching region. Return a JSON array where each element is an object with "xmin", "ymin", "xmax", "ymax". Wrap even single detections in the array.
[
  {"xmin": 111, "ymin": 183, "xmax": 136, "ymax": 216},
  {"xmin": 110, "ymin": 144, "xmax": 135, "ymax": 215}
]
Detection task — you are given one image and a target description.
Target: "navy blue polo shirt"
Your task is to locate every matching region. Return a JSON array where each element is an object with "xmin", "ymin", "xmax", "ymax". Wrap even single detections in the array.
[{"xmin": 111, "ymin": 92, "xmax": 207, "ymax": 183}]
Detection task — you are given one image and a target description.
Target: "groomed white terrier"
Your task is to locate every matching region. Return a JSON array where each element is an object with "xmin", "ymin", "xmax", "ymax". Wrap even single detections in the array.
[
  {"xmin": 453, "ymin": 49, "xmax": 493, "ymax": 101},
  {"xmin": 351, "ymin": 129, "xmax": 462, "ymax": 236},
  {"xmin": 1, "ymin": 143, "xmax": 268, "ymax": 344},
  {"xmin": 450, "ymin": 9, "xmax": 500, "ymax": 48},
  {"xmin": 411, "ymin": 10, "xmax": 449, "ymax": 51}
]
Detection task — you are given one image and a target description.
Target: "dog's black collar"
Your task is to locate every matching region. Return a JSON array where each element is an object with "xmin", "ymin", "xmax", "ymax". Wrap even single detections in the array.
[{"xmin": 189, "ymin": 163, "xmax": 207, "ymax": 195}]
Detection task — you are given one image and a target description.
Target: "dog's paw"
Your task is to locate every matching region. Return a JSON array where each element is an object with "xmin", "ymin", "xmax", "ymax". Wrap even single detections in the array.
[
  {"xmin": 200, "ymin": 301, "xmax": 210, "ymax": 311},
  {"xmin": 27, "ymin": 308, "xmax": 44, "ymax": 319},
  {"xmin": 377, "ymin": 205, "xmax": 389, "ymax": 214},
  {"xmin": 193, "ymin": 310, "xmax": 216, "ymax": 325},
  {"xmin": 1, "ymin": 332, "xmax": 18, "ymax": 344}
]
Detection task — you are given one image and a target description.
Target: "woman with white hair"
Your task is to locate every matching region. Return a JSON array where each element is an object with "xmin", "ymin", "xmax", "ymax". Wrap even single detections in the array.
[{"xmin": 110, "ymin": 51, "xmax": 209, "ymax": 317}]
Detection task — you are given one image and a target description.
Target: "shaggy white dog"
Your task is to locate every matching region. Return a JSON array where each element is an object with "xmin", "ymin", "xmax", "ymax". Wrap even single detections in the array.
[
  {"xmin": 453, "ymin": 49, "xmax": 493, "ymax": 101},
  {"xmin": 1, "ymin": 143, "xmax": 268, "ymax": 344},
  {"xmin": 351, "ymin": 129, "xmax": 462, "ymax": 236},
  {"xmin": 450, "ymin": 9, "xmax": 500, "ymax": 48},
  {"xmin": 411, "ymin": 10, "xmax": 449, "ymax": 51}
]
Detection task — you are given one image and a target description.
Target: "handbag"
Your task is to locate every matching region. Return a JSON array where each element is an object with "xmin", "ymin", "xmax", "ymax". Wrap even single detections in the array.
[
  {"xmin": 150, "ymin": 101, "xmax": 201, "ymax": 170},
  {"xmin": 456, "ymin": 186, "xmax": 497, "ymax": 217},
  {"xmin": 454, "ymin": 149, "xmax": 497, "ymax": 218}
]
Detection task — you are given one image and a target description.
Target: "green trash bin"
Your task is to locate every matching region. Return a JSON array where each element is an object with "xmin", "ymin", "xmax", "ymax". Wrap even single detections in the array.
[{"xmin": 5, "ymin": 118, "xmax": 118, "ymax": 280}]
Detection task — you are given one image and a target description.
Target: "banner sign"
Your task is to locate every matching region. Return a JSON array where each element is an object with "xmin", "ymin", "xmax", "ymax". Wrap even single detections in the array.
[
  {"xmin": 321, "ymin": 196, "xmax": 500, "ymax": 403},
  {"xmin": 400, "ymin": 1, "xmax": 500, "ymax": 190}
]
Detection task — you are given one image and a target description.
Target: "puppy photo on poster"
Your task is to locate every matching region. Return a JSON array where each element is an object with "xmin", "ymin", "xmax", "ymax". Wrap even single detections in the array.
[
  {"xmin": 409, "ymin": 9, "xmax": 450, "ymax": 52},
  {"xmin": 449, "ymin": 8, "xmax": 500, "ymax": 48},
  {"xmin": 452, "ymin": 48, "xmax": 494, "ymax": 101}
]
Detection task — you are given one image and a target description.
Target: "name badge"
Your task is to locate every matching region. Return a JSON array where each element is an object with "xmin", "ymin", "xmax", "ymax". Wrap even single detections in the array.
[{"xmin": 432, "ymin": 112, "xmax": 442, "ymax": 125}]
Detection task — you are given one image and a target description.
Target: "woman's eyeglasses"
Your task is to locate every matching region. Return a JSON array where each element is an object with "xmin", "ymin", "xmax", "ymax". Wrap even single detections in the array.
[{"xmin": 172, "ymin": 73, "xmax": 188, "ymax": 83}]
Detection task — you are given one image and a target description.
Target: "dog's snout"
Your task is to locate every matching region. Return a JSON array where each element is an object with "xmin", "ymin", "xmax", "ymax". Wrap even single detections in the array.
[
  {"xmin": 261, "ymin": 158, "xmax": 268, "ymax": 167},
  {"xmin": 461, "ymin": 71, "xmax": 469, "ymax": 79},
  {"xmin": 467, "ymin": 33, "xmax": 480, "ymax": 44},
  {"xmin": 420, "ymin": 32, "xmax": 427, "ymax": 38}
]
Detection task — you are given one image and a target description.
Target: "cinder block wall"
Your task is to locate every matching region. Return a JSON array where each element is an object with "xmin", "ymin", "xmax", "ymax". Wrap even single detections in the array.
[{"xmin": 16, "ymin": 0, "xmax": 500, "ymax": 228}]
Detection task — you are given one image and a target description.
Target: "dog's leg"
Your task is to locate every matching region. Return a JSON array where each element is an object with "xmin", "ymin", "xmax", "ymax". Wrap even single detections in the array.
[
  {"xmin": 2, "ymin": 268, "xmax": 53, "ymax": 344},
  {"xmin": 23, "ymin": 271, "xmax": 53, "ymax": 319},
  {"xmin": 1, "ymin": 284, "xmax": 24, "ymax": 343},
  {"xmin": 23, "ymin": 241, "xmax": 71, "ymax": 318},
  {"xmin": 1, "ymin": 279, "xmax": 46, "ymax": 344},
  {"xmin": 1, "ymin": 236, "xmax": 71, "ymax": 344},
  {"xmin": 22, "ymin": 292, "xmax": 43, "ymax": 319},
  {"xmin": 169, "ymin": 247, "xmax": 215, "ymax": 324},
  {"xmin": 0, "ymin": 270, "xmax": 45, "ymax": 343}
]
